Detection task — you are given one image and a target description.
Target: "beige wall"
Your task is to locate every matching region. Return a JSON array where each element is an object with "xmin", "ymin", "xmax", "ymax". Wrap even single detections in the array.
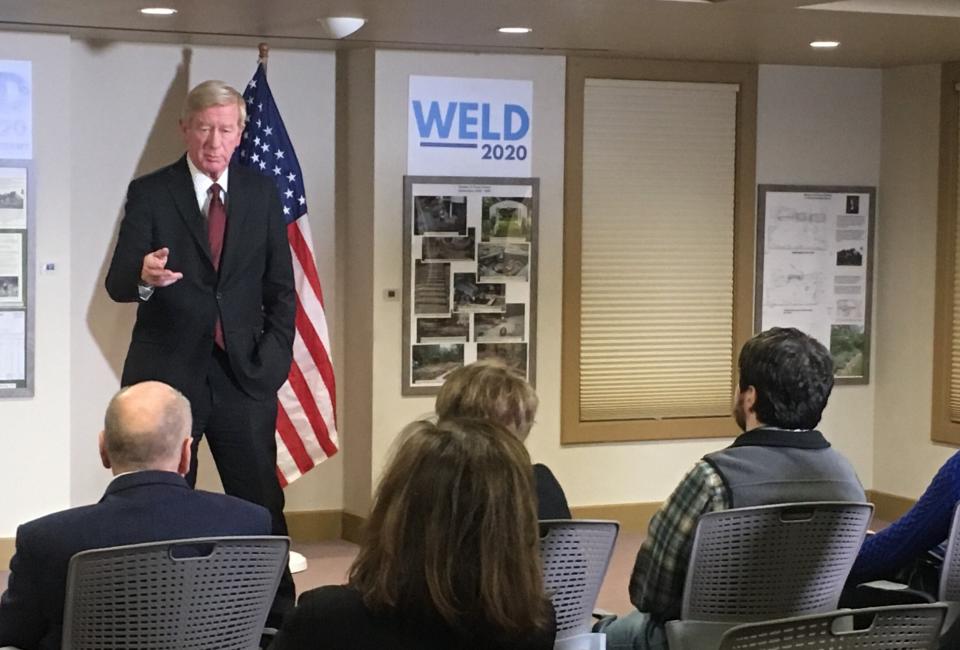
[
  {"xmin": 350, "ymin": 56, "xmax": 885, "ymax": 510},
  {"xmin": 873, "ymin": 64, "xmax": 956, "ymax": 498},
  {"xmin": 68, "ymin": 40, "xmax": 343, "ymax": 514},
  {"xmin": 366, "ymin": 51, "xmax": 724, "ymax": 507},
  {"xmin": 756, "ymin": 65, "xmax": 883, "ymax": 487},
  {"xmin": 0, "ymin": 34, "xmax": 343, "ymax": 538},
  {"xmin": 339, "ymin": 49, "xmax": 376, "ymax": 517},
  {"xmin": 0, "ymin": 32, "xmax": 73, "ymax": 533},
  {"xmin": 0, "ymin": 29, "xmax": 942, "ymax": 540}
]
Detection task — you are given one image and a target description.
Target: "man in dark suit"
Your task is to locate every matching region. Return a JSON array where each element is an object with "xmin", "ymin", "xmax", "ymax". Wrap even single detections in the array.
[
  {"xmin": 104, "ymin": 80, "xmax": 296, "ymax": 618},
  {"xmin": 0, "ymin": 381, "xmax": 272, "ymax": 650}
]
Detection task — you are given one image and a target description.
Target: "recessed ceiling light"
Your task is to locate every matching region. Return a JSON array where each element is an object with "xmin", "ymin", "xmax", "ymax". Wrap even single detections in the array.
[
  {"xmin": 810, "ymin": 40, "xmax": 840, "ymax": 48},
  {"xmin": 498, "ymin": 27, "xmax": 533, "ymax": 34},
  {"xmin": 140, "ymin": 7, "xmax": 177, "ymax": 15}
]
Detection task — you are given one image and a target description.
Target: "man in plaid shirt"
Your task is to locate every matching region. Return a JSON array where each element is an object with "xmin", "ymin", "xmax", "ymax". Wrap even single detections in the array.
[{"xmin": 598, "ymin": 328, "xmax": 864, "ymax": 649}]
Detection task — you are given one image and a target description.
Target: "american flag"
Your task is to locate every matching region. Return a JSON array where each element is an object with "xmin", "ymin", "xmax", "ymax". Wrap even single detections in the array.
[{"xmin": 234, "ymin": 62, "xmax": 339, "ymax": 486}]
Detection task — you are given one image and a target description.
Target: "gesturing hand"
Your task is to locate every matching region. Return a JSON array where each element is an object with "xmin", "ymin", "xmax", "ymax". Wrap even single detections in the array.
[{"xmin": 140, "ymin": 247, "xmax": 183, "ymax": 287}]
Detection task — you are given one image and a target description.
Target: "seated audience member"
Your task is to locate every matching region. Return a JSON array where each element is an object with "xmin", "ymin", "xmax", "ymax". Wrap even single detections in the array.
[
  {"xmin": 270, "ymin": 418, "xmax": 556, "ymax": 650},
  {"xmin": 435, "ymin": 360, "xmax": 571, "ymax": 519},
  {"xmin": 0, "ymin": 381, "xmax": 271, "ymax": 650},
  {"xmin": 848, "ymin": 451, "xmax": 960, "ymax": 587},
  {"xmin": 596, "ymin": 327, "xmax": 865, "ymax": 650}
]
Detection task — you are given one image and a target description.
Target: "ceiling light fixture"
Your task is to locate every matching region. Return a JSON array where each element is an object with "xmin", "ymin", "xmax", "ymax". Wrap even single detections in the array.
[
  {"xmin": 140, "ymin": 7, "xmax": 178, "ymax": 15},
  {"xmin": 498, "ymin": 27, "xmax": 533, "ymax": 34},
  {"xmin": 319, "ymin": 16, "xmax": 366, "ymax": 39},
  {"xmin": 810, "ymin": 40, "xmax": 840, "ymax": 48}
]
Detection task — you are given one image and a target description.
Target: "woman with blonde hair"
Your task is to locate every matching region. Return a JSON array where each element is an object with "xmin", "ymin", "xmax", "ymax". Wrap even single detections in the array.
[
  {"xmin": 436, "ymin": 360, "xmax": 571, "ymax": 519},
  {"xmin": 270, "ymin": 418, "xmax": 556, "ymax": 649}
]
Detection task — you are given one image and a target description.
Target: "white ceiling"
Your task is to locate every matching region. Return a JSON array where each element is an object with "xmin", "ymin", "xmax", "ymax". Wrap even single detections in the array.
[{"xmin": 2, "ymin": 0, "xmax": 960, "ymax": 67}]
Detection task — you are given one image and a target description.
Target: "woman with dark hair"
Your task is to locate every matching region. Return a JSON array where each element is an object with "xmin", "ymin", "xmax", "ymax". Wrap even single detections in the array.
[{"xmin": 270, "ymin": 418, "xmax": 556, "ymax": 650}]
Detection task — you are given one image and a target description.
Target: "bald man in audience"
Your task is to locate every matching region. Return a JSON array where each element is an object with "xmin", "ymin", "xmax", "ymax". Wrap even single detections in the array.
[{"xmin": 0, "ymin": 381, "xmax": 271, "ymax": 650}]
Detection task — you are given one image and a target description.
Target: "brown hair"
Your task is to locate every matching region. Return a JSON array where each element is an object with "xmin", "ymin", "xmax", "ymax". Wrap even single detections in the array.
[
  {"xmin": 348, "ymin": 418, "xmax": 551, "ymax": 637},
  {"xmin": 435, "ymin": 360, "xmax": 539, "ymax": 440}
]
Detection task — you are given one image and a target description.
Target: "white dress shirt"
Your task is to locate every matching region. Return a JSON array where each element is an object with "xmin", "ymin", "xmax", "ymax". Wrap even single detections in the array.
[{"xmin": 138, "ymin": 157, "xmax": 230, "ymax": 301}]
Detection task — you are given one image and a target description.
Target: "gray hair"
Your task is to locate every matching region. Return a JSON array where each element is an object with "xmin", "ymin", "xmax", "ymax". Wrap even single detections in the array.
[
  {"xmin": 180, "ymin": 79, "xmax": 246, "ymax": 127},
  {"xmin": 103, "ymin": 382, "xmax": 192, "ymax": 469}
]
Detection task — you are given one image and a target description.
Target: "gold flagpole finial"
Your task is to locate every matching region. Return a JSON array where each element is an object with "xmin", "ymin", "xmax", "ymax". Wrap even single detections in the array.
[{"xmin": 258, "ymin": 42, "xmax": 270, "ymax": 68}]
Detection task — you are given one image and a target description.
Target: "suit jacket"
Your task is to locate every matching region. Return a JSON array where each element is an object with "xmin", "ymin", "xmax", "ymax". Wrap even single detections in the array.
[
  {"xmin": 105, "ymin": 156, "xmax": 295, "ymax": 405},
  {"xmin": 0, "ymin": 470, "xmax": 272, "ymax": 650},
  {"xmin": 533, "ymin": 463, "xmax": 571, "ymax": 520}
]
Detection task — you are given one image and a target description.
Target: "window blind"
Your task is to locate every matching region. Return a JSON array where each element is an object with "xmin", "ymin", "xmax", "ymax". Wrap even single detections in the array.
[
  {"xmin": 579, "ymin": 79, "xmax": 739, "ymax": 421},
  {"xmin": 951, "ymin": 92, "xmax": 960, "ymax": 422}
]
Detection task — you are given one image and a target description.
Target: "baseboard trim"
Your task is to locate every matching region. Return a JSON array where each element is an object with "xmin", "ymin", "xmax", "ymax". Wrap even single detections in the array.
[
  {"xmin": 570, "ymin": 502, "xmax": 661, "ymax": 533},
  {"xmin": 0, "ymin": 538, "xmax": 12, "ymax": 571},
  {"xmin": 341, "ymin": 511, "xmax": 366, "ymax": 544},
  {"xmin": 866, "ymin": 489, "xmax": 916, "ymax": 523},
  {"xmin": 285, "ymin": 509, "xmax": 343, "ymax": 542}
]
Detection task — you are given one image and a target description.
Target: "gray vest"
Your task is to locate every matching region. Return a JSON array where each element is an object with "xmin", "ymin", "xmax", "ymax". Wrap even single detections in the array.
[{"xmin": 703, "ymin": 428, "xmax": 864, "ymax": 509}]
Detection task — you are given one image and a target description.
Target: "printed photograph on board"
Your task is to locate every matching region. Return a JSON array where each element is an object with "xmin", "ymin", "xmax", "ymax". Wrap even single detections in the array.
[
  {"xmin": 414, "ymin": 261, "xmax": 451, "ymax": 314},
  {"xmin": 412, "ymin": 343, "xmax": 464, "ymax": 384},
  {"xmin": 477, "ymin": 342, "xmax": 527, "ymax": 375},
  {"xmin": 417, "ymin": 313, "xmax": 470, "ymax": 343},
  {"xmin": 453, "ymin": 273, "xmax": 505, "ymax": 313},
  {"xmin": 414, "ymin": 195, "xmax": 467, "ymax": 235},
  {"xmin": 836, "ymin": 246, "xmax": 864, "ymax": 266},
  {"xmin": 478, "ymin": 243, "xmax": 529, "ymax": 281},
  {"xmin": 481, "ymin": 196, "xmax": 532, "ymax": 241},
  {"xmin": 475, "ymin": 304, "xmax": 525, "ymax": 342},
  {"xmin": 830, "ymin": 324, "xmax": 865, "ymax": 377},
  {"xmin": 0, "ymin": 276, "xmax": 18, "ymax": 299},
  {"xmin": 422, "ymin": 227, "xmax": 476, "ymax": 261},
  {"xmin": 403, "ymin": 176, "xmax": 539, "ymax": 395},
  {"xmin": 0, "ymin": 167, "xmax": 26, "ymax": 229}
]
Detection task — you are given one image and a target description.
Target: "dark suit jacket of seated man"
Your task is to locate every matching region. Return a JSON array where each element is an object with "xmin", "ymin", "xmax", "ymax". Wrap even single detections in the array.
[
  {"xmin": 596, "ymin": 328, "xmax": 865, "ymax": 650},
  {"xmin": 0, "ymin": 382, "xmax": 272, "ymax": 650}
]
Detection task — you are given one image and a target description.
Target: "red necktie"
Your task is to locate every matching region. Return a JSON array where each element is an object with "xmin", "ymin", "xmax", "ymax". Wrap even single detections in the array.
[{"xmin": 208, "ymin": 183, "xmax": 226, "ymax": 349}]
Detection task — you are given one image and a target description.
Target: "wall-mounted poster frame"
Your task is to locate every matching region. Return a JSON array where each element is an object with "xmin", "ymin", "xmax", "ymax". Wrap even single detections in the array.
[
  {"xmin": 0, "ymin": 159, "xmax": 34, "ymax": 396},
  {"xmin": 756, "ymin": 184, "xmax": 875, "ymax": 385},
  {"xmin": 402, "ymin": 175, "xmax": 538, "ymax": 396}
]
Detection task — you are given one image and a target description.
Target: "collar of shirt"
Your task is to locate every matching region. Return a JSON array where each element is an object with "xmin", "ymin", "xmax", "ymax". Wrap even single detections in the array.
[
  {"xmin": 730, "ymin": 426, "xmax": 830, "ymax": 450},
  {"xmin": 185, "ymin": 155, "xmax": 229, "ymax": 214}
]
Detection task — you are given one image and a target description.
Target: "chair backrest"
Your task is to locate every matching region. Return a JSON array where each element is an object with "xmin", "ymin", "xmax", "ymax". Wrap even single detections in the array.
[
  {"xmin": 681, "ymin": 502, "xmax": 873, "ymax": 623},
  {"xmin": 539, "ymin": 519, "xmax": 619, "ymax": 640},
  {"xmin": 62, "ymin": 536, "xmax": 289, "ymax": 650},
  {"xmin": 939, "ymin": 502, "xmax": 960, "ymax": 601},
  {"xmin": 717, "ymin": 604, "xmax": 947, "ymax": 650}
]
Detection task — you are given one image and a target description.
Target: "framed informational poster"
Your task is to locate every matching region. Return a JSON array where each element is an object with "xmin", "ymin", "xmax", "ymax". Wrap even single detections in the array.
[
  {"xmin": 402, "ymin": 176, "xmax": 538, "ymax": 396},
  {"xmin": 756, "ymin": 185, "xmax": 875, "ymax": 384},
  {"xmin": 0, "ymin": 160, "xmax": 33, "ymax": 396}
]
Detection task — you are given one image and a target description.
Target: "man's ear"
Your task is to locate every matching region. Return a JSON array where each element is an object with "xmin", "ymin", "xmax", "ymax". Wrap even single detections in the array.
[
  {"xmin": 742, "ymin": 385, "xmax": 758, "ymax": 413},
  {"xmin": 177, "ymin": 436, "xmax": 192, "ymax": 476},
  {"xmin": 98, "ymin": 430, "xmax": 111, "ymax": 470}
]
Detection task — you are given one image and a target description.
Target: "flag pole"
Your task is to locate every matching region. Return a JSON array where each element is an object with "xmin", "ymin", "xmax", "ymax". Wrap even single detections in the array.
[{"xmin": 258, "ymin": 42, "xmax": 269, "ymax": 73}]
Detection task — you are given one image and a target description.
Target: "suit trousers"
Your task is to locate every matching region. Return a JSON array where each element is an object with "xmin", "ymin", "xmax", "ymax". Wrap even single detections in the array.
[{"xmin": 185, "ymin": 346, "xmax": 295, "ymax": 624}]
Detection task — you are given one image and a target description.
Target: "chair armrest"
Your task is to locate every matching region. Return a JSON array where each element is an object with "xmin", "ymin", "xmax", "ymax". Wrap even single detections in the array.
[
  {"xmin": 665, "ymin": 620, "xmax": 736, "ymax": 650},
  {"xmin": 555, "ymin": 632, "xmax": 607, "ymax": 650}
]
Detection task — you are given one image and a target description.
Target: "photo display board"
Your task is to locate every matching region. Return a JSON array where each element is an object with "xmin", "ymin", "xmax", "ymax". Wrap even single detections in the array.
[
  {"xmin": 756, "ymin": 185, "xmax": 875, "ymax": 384},
  {"xmin": 0, "ymin": 161, "xmax": 32, "ymax": 395},
  {"xmin": 402, "ymin": 176, "xmax": 538, "ymax": 395}
]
